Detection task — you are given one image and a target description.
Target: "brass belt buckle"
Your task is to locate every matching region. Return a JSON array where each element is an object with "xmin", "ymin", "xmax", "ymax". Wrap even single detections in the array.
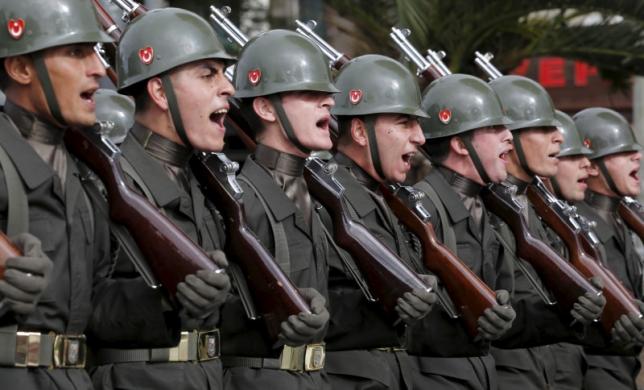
[
  {"xmin": 304, "ymin": 343, "xmax": 325, "ymax": 371},
  {"xmin": 197, "ymin": 329, "xmax": 220, "ymax": 361},
  {"xmin": 15, "ymin": 332, "xmax": 41, "ymax": 367},
  {"xmin": 279, "ymin": 345, "xmax": 305, "ymax": 371},
  {"xmin": 53, "ymin": 334, "xmax": 86, "ymax": 368},
  {"xmin": 168, "ymin": 331, "xmax": 190, "ymax": 362}
]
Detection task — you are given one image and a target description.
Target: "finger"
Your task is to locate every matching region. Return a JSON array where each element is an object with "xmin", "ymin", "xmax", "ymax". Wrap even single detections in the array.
[
  {"xmin": 10, "ymin": 233, "xmax": 43, "ymax": 257},
  {"xmin": 208, "ymin": 250, "xmax": 229, "ymax": 268},
  {"xmin": 5, "ymin": 257, "xmax": 49, "ymax": 276},
  {"xmin": 280, "ymin": 318, "xmax": 309, "ymax": 343},
  {"xmin": 287, "ymin": 316, "xmax": 318, "ymax": 337},
  {"xmin": 570, "ymin": 307, "xmax": 587, "ymax": 324},
  {"xmin": 491, "ymin": 304, "xmax": 516, "ymax": 322},
  {"xmin": 0, "ymin": 280, "xmax": 36, "ymax": 303},
  {"xmin": 480, "ymin": 308, "xmax": 510, "ymax": 330},
  {"xmin": 176, "ymin": 281, "xmax": 210, "ymax": 309},
  {"xmin": 3, "ymin": 269, "xmax": 47, "ymax": 294},
  {"xmin": 612, "ymin": 317, "xmax": 631, "ymax": 343},
  {"xmin": 297, "ymin": 311, "xmax": 327, "ymax": 329},
  {"xmin": 176, "ymin": 290, "xmax": 204, "ymax": 317},
  {"xmin": 495, "ymin": 290, "xmax": 510, "ymax": 305},
  {"xmin": 395, "ymin": 305, "xmax": 411, "ymax": 323},
  {"xmin": 407, "ymin": 291, "xmax": 433, "ymax": 312},
  {"xmin": 7, "ymin": 300, "xmax": 36, "ymax": 315},
  {"xmin": 396, "ymin": 295, "xmax": 422, "ymax": 320},
  {"xmin": 477, "ymin": 316, "xmax": 502, "ymax": 337},
  {"xmin": 619, "ymin": 315, "xmax": 644, "ymax": 344},
  {"xmin": 576, "ymin": 298, "xmax": 602, "ymax": 317},
  {"xmin": 584, "ymin": 291, "xmax": 606, "ymax": 308},
  {"xmin": 194, "ymin": 271, "xmax": 230, "ymax": 293},
  {"xmin": 589, "ymin": 276, "xmax": 604, "ymax": 290},
  {"xmin": 308, "ymin": 294, "xmax": 326, "ymax": 314}
]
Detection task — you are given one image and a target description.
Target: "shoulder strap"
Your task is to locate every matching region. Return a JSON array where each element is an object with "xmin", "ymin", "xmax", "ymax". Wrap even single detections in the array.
[
  {"xmin": 237, "ymin": 175, "xmax": 290, "ymax": 275},
  {"xmin": 119, "ymin": 157, "xmax": 158, "ymax": 208},
  {"xmin": 0, "ymin": 142, "xmax": 28, "ymax": 236},
  {"xmin": 415, "ymin": 179, "xmax": 457, "ymax": 253}
]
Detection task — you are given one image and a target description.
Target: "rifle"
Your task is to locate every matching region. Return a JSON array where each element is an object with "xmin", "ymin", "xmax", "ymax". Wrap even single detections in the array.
[
  {"xmin": 64, "ymin": 123, "xmax": 221, "ymax": 298},
  {"xmin": 91, "ymin": 0, "xmax": 121, "ymax": 84},
  {"xmin": 304, "ymin": 157, "xmax": 432, "ymax": 315},
  {"xmin": 527, "ymin": 178, "xmax": 641, "ymax": 333},
  {"xmin": 108, "ymin": 0, "xmax": 145, "ymax": 22},
  {"xmin": 619, "ymin": 196, "xmax": 644, "ymax": 241},
  {"xmin": 474, "ymin": 51, "xmax": 503, "ymax": 81},
  {"xmin": 389, "ymin": 27, "xmax": 451, "ymax": 81},
  {"xmin": 190, "ymin": 152, "xmax": 310, "ymax": 339},
  {"xmin": 381, "ymin": 183, "xmax": 496, "ymax": 337},
  {"xmin": 294, "ymin": 19, "xmax": 351, "ymax": 70},
  {"xmin": 481, "ymin": 182, "xmax": 601, "ymax": 314}
]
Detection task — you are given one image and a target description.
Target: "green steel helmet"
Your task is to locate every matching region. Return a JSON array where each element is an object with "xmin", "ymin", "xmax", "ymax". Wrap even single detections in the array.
[
  {"xmin": 555, "ymin": 110, "xmax": 592, "ymax": 158},
  {"xmin": 419, "ymin": 73, "xmax": 510, "ymax": 139},
  {"xmin": 573, "ymin": 107, "xmax": 641, "ymax": 160},
  {"xmin": 489, "ymin": 75, "xmax": 558, "ymax": 131},
  {"xmin": 116, "ymin": 7, "xmax": 235, "ymax": 94},
  {"xmin": 233, "ymin": 29, "xmax": 338, "ymax": 98},
  {"xmin": 95, "ymin": 89, "xmax": 134, "ymax": 144},
  {"xmin": 332, "ymin": 54, "xmax": 427, "ymax": 118},
  {"xmin": 0, "ymin": 0, "xmax": 112, "ymax": 58}
]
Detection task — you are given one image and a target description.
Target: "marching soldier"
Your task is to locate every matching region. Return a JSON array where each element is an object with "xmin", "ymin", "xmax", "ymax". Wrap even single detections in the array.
[
  {"xmin": 0, "ymin": 0, "xmax": 147, "ymax": 388},
  {"xmin": 573, "ymin": 107, "xmax": 644, "ymax": 390},
  {"xmin": 89, "ymin": 8, "xmax": 233, "ymax": 390},
  {"xmin": 411, "ymin": 73, "xmax": 517, "ymax": 389},
  {"xmin": 220, "ymin": 29, "xmax": 332, "ymax": 390},
  {"xmin": 487, "ymin": 75, "xmax": 606, "ymax": 390},
  {"xmin": 324, "ymin": 54, "xmax": 437, "ymax": 390}
]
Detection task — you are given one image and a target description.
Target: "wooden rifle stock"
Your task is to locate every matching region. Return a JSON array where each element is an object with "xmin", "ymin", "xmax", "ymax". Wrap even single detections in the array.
[
  {"xmin": 527, "ymin": 181, "xmax": 641, "ymax": 333},
  {"xmin": 190, "ymin": 152, "xmax": 310, "ymax": 339},
  {"xmin": 64, "ymin": 125, "xmax": 220, "ymax": 298},
  {"xmin": 0, "ymin": 233, "xmax": 21, "ymax": 280},
  {"xmin": 619, "ymin": 197, "xmax": 644, "ymax": 241},
  {"xmin": 381, "ymin": 183, "xmax": 496, "ymax": 337},
  {"xmin": 304, "ymin": 158, "xmax": 431, "ymax": 315},
  {"xmin": 481, "ymin": 183, "xmax": 600, "ymax": 313}
]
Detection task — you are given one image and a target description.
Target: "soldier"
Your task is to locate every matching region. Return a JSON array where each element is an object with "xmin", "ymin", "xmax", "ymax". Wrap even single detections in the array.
[
  {"xmin": 93, "ymin": 89, "xmax": 134, "ymax": 145},
  {"xmin": 410, "ymin": 73, "xmax": 517, "ymax": 389},
  {"xmin": 220, "ymin": 29, "xmax": 332, "ymax": 390},
  {"xmin": 324, "ymin": 54, "xmax": 437, "ymax": 390},
  {"xmin": 487, "ymin": 75, "xmax": 605, "ymax": 390},
  {"xmin": 88, "ymin": 8, "xmax": 234, "ymax": 390},
  {"xmin": 573, "ymin": 107, "xmax": 644, "ymax": 390},
  {"xmin": 0, "ymin": 0, "xmax": 144, "ymax": 388}
]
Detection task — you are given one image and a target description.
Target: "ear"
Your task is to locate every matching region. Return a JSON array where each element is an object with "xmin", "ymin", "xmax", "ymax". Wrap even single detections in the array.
[
  {"xmin": 350, "ymin": 117, "xmax": 368, "ymax": 147},
  {"xmin": 587, "ymin": 160, "xmax": 600, "ymax": 177},
  {"xmin": 252, "ymin": 97, "xmax": 277, "ymax": 123},
  {"xmin": 146, "ymin": 77, "xmax": 168, "ymax": 111},
  {"xmin": 4, "ymin": 55, "xmax": 35, "ymax": 86},
  {"xmin": 450, "ymin": 136, "xmax": 469, "ymax": 156}
]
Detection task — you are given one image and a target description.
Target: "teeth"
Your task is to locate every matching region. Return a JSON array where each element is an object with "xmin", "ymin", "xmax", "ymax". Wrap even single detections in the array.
[{"xmin": 213, "ymin": 109, "xmax": 228, "ymax": 115}]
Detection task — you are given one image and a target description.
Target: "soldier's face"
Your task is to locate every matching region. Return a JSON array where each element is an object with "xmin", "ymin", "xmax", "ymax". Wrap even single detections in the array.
[
  {"xmin": 511, "ymin": 126, "xmax": 562, "ymax": 177},
  {"xmin": 469, "ymin": 125, "xmax": 513, "ymax": 184},
  {"xmin": 600, "ymin": 151, "xmax": 641, "ymax": 197},
  {"xmin": 280, "ymin": 91, "xmax": 334, "ymax": 153},
  {"xmin": 373, "ymin": 114, "xmax": 425, "ymax": 183},
  {"xmin": 40, "ymin": 44, "xmax": 105, "ymax": 127},
  {"xmin": 554, "ymin": 155, "xmax": 590, "ymax": 201},
  {"xmin": 170, "ymin": 59, "xmax": 234, "ymax": 152}
]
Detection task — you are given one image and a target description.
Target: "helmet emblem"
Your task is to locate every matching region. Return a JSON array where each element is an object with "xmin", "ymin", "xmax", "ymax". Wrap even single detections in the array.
[
  {"xmin": 349, "ymin": 89, "xmax": 363, "ymax": 105},
  {"xmin": 583, "ymin": 138, "xmax": 592, "ymax": 149},
  {"xmin": 438, "ymin": 108, "xmax": 452, "ymax": 124},
  {"xmin": 7, "ymin": 18, "xmax": 25, "ymax": 40},
  {"xmin": 138, "ymin": 47, "xmax": 154, "ymax": 65},
  {"xmin": 248, "ymin": 69, "xmax": 261, "ymax": 86}
]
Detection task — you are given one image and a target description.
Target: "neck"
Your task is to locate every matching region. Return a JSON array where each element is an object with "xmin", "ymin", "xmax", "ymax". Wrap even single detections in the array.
[
  {"xmin": 586, "ymin": 190, "xmax": 620, "ymax": 212},
  {"xmin": 5, "ymin": 88, "xmax": 61, "ymax": 129},
  {"xmin": 441, "ymin": 153, "xmax": 484, "ymax": 185},
  {"xmin": 587, "ymin": 175, "xmax": 617, "ymax": 197},
  {"xmin": 506, "ymin": 158, "xmax": 532, "ymax": 182},
  {"xmin": 257, "ymin": 122, "xmax": 308, "ymax": 158},
  {"xmin": 337, "ymin": 142, "xmax": 383, "ymax": 184},
  {"xmin": 135, "ymin": 107, "xmax": 183, "ymax": 146}
]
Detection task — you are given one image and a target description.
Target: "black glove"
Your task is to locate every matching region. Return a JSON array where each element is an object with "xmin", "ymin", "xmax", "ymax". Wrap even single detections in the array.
[
  {"xmin": 571, "ymin": 276, "xmax": 606, "ymax": 325},
  {"xmin": 278, "ymin": 287, "xmax": 329, "ymax": 347},
  {"xmin": 176, "ymin": 250, "xmax": 230, "ymax": 319},
  {"xmin": 478, "ymin": 289, "xmax": 516, "ymax": 341},
  {"xmin": 395, "ymin": 274, "xmax": 437, "ymax": 325},
  {"xmin": 0, "ymin": 233, "xmax": 53, "ymax": 315},
  {"xmin": 612, "ymin": 300, "xmax": 644, "ymax": 346}
]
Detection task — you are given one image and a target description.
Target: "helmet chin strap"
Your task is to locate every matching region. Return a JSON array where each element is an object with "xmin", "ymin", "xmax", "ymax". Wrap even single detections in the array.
[
  {"xmin": 460, "ymin": 132, "xmax": 491, "ymax": 184},
  {"xmin": 161, "ymin": 75, "xmax": 194, "ymax": 151},
  {"xmin": 512, "ymin": 131, "xmax": 535, "ymax": 178},
  {"xmin": 268, "ymin": 94, "xmax": 310, "ymax": 155},
  {"xmin": 363, "ymin": 115, "xmax": 386, "ymax": 181},
  {"xmin": 549, "ymin": 176, "xmax": 564, "ymax": 199},
  {"xmin": 32, "ymin": 52, "xmax": 67, "ymax": 127},
  {"xmin": 596, "ymin": 158, "xmax": 623, "ymax": 197}
]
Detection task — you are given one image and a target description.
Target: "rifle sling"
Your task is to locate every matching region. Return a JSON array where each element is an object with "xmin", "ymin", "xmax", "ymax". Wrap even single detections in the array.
[
  {"xmin": 0, "ymin": 139, "xmax": 28, "ymax": 237},
  {"xmin": 414, "ymin": 179, "xmax": 457, "ymax": 253}
]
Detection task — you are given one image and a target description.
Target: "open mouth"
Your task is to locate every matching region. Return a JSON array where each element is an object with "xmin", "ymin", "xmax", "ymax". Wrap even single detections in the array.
[
  {"xmin": 209, "ymin": 108, "xmax": 228, "ymax": 128},
  {"xmin": 316, "ymin": 117, "xmax": 330, "ymax": 131},
  {"xmin": 630, "ymin": 168, "xmax": 639, "ymax": 181},
  {"xmin": 402, "ymin": 151, "xmax": 415, "ymax": 167},
  {"xmin": 80, "ymin": 88, "xmax": 97, "ymax": 104},
  {"xmin": 499, "ymin": 151, "xmax": 509, "ymax": 162},
  {"xmin": 547, "ymin": 151, "xmax": 559, "ymax": 159}
]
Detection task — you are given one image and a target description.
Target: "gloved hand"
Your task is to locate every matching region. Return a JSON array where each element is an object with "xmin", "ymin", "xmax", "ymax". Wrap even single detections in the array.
[
  {"xmin": 0, "ymin": 233, "xmax": 53, "ymax": 315},
  {"xmin": 478, "ymin": 289, "xmax": 516, "ymax": 341},
  {"xmin": 612, "ymin": 300, "xmax": 644, "ymax": 346},
  {"xmin": 278, "ymin": 287, "xmax": 329, "ymax": 347},
  {"xmin": 396, "ymin": 274, "xmax": 438, "ymax": 325},
  {"xmin": 176, "ymin": 250, "xmax": 230, "ymax": 319},
  {"xmin": 571, "ymin": 276, "xmax": 606, "ymax": 325}
]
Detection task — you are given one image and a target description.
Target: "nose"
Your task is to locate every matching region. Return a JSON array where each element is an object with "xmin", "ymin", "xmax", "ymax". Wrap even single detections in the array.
[
  {"xmin": 410, "ymin": 120, "xmax": 425, "ymax": 146},
  {"xmin": 89, "ymin": 49, "xmax": 106, "ymax": 78},
  {"xmin": 321, "ymin": 93, "xmax": 335, "ymax": 109},
  {"xmin": 552, "ymin": 128, "xmax": 564, "ymax": 144},
  {"xmin": 580, "ymin": 156, "xmax": 591, "ymax": 169},
  {"xmin": 633, "ymin": 151, "xmax": 641, "ymax": 162},
  {"xmin": 220, "ymin": 76, "xmax": 235, "ymax": 97},
  {"xmin": 500, "ymin": 127, "xmax": 512, "ymax": 143}
]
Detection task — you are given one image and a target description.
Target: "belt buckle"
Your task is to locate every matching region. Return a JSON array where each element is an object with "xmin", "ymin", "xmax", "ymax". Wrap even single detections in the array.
[
  {"xmin": 304, "ymin": 343, "xmax": 325, "ymax": 371},
  {"xmin": 15, "ymin": 332, "xmax": 41, "ymax": 367},
  {"xmin": 279, "ymin": 345, "xmax": 305, "ymax": 372},
  {"xmin": 197, "ymin": 329, "xmax": 220, "ymax": 361},
  {"xmin": 168, "ymin": 331, "xmax": 190, "ymax": 362},
  {"xmin": 53, "ymin": 334, "xmax": 86, "ymax": 368}
]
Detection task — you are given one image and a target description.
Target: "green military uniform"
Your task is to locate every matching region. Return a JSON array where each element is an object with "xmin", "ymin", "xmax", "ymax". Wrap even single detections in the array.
[
  {"xmin": 574, "ymin": 107, "xmax": 643, "ymax": 390},
  {"xmin": 221, "ymin": 29, "xmax": 334, "ymax": 390}
]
